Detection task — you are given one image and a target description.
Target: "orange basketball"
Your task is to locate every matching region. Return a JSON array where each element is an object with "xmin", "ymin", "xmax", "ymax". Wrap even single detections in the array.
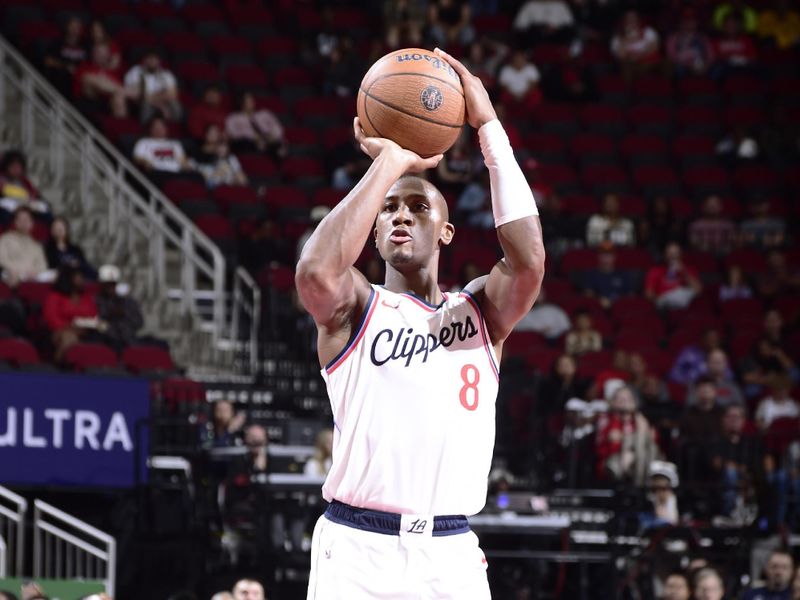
[{"xmin": 357, "ymin": 48, "xmax": 466, "ymax": 158}]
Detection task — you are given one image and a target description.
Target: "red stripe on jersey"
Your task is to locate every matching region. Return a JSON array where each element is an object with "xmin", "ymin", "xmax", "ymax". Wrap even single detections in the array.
[{"xmin": 326, "ymin": 290, "xmax": 379, "ymax": 375}]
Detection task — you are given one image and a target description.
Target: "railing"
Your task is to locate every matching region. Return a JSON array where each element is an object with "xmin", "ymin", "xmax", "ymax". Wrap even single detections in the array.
[
  {"xmin": 33, "ymin": 500, "xmax": 116, "ymax": 597},
  {"xmin": 0, "ymin": 35, "xmax": 260, "ymax": 372},
  {"xmin": 0, "ymin": 485, "xmax": 27, "ymax": 577}
]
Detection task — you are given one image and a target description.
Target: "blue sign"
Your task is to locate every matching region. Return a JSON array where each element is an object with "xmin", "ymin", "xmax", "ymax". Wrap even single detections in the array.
[{"xmin": 0, "ymin": 372, "xmax": 149, "ymax": 487}]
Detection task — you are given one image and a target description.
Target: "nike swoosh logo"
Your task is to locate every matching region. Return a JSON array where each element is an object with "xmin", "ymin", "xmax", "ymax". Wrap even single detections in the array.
[{"xmin": 381, "ymin": 299, "xmax": 400, "ymax": 309}]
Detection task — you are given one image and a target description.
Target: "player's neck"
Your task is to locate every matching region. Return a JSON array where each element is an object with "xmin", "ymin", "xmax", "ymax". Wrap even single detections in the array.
[{"xmin": 384, "ymin": 264, "xmax": 442, "ymax": 305}]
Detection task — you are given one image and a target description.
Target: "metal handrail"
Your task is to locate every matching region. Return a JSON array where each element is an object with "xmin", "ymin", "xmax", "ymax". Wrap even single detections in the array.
[
  {"xmin": 33, "ymin": 499, "xmax": 116, "ymax": 596},
  {"xmin": 0, "ymin": 534, "xmax": 6, "ymax": 578},
  {"xmin": 0, "ymin": 34, "xmax": 261, "ymax": 370},
  {"xmin": 0, "ymin": 484, "xmax": 27, "ymax": 577}
]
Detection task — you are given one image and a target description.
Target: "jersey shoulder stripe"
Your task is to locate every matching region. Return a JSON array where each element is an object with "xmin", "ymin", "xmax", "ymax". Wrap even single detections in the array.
[
  {"xmin": 325, "ymin": 287, "xmax": 378, "ymax": 374},
  {"xmin": 460, "ymin": 290, "xmax": 500, "ymax": 380}
]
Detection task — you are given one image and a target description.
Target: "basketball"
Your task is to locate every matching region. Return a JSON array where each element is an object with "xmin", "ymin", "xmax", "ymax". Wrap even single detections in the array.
[{"xmin": 357, "ymin": 48, "xmax": 466, "ymax": 158}]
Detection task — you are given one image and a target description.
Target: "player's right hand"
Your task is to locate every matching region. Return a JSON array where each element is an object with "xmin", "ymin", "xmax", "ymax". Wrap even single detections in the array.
[{"xmin": 353, "ymin": 117, "xmax": 443, "ymax": 174}]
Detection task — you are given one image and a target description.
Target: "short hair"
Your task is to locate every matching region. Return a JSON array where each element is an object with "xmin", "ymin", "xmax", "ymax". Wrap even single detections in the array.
[
  {"xmin": 52, "ymin": 263, "xmax": 82, "ymax": 296},
  {"xmin": 768, "ymin": 549, "xmax": 793, "ymax": 563},
  {"xmin": 12, "ymin": 205, "xmax": 34, "ymax": 221},
  {"xmin": 0, "ymin": 149, "xmax": 26, "ymax": 172},
  {"xmin": 693, "ymin": 567, "xmax": 723, "ymax": 587}
]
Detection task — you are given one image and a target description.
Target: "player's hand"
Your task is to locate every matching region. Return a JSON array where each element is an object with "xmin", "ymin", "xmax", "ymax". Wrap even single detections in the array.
[
  {"xmin": 434, "ymin": 47, "xmax": 497, "ymax": 129},
  {"xmin": 353, "ymin": 117, "xmax": 443, "ymax": 174}
]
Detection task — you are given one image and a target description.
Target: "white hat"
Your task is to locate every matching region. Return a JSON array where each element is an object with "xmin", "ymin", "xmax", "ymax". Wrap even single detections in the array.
[
  {"xmin": 98, "ymin": 264, "xmax": 121, "ymax": 283},
  {"xmin": 648, "ymin": 460, "xmax": 679, "ymax": 488},
  {"xmin": 310, "ymin": 205, "xmax": 330, "ymax": 223},
  {"xmin": 565, "ymin": 398, "xmax": 587, "ymax": 412}
]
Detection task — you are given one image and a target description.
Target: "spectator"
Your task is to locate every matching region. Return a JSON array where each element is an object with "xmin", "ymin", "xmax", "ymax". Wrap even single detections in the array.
[
  {"xmin": 741, "ymin": 550, "xmax": 794, "ymax": 600},
  {"xmin": 666, "ymin": 8, "xmax": 715, "ymax": 76},
  {"xmin": 766, "ymin": 418, "xmax": 800, "ymax": 529},
  {"xmin": 639, "ymin": 195, "xmax": 685, "ymax": 256},
  {"xmin": 195, "ymin": 125, "xmax": 248, "ymax": 189},
  {"xmin": 718, "ymin": 265, "xmax": 753, "ymax": 302},
  {"xmin": 688, "ymin": 195, "xmax": 737, "ymax": 256},
  {"xmin": 611, "ymin": 10, "xmax": 660, "ymax": 80},
  {"xmin": 793, "ymin": 566, "xmax": 800, "ymax": 600},
  {"xmin": 211, "ymin": 593, "xmax": 234, "ymax": 600},
  {"xmin": 757, "ymin": 0, "xmax": 800, "ymax": 49},
  {"xmin": 581, "ymin": 248, "xmax": 637, "ymax": 308},
  {"xmin": 629, "ymin": 352, "xmax": 670, "ymax": 406},
  {"xmin": 226, "ymin": 92, "xmax": 286, "ymax": 159},
  {"xmin": 741, "ymin": 340, "xmax": 799, "ymax": 400},
  {"xmin": 187, "ymin": 85, "xmax": 228, "ymax": 142},
  {"xmin": 497, "ymin": 49, "xmax": 543, "ymax": 111},
  {"xmin": 514, "ymin": 287, "xmax": 571, "ymax": 339},
  {"xmin": 87, "ymin": 19, "xmax": 121, "ymax": 75},
  {"xmin": 757, "ymin": 250, "xmax": 800, "ymax": 300},
  {"xmin": 590, "ymin": 349, "xmax": 632, "ymax": 401},
  {"xmin": 512, "ymin": 0, "xmax": 575, "ymax": 43},
  {"xmin": 686, "ymin": 349, "xmax": 745, "ymax": 408},
  {"xmin": 693, "ymin": 568, "xmax": 725, "ymax": 600},
  {"xmin": 538, "ymin": 191, "xmax": 585, "ymax": 257},
  {"xmin": 662, "ymin": 572, "xmax": 691, "ymax": 600},
  {"xmin": 383, "ymin": 0, "xmax": 425, "ymax": 49},
  {"xmin": 565, "ymin": 310, "xmax": 602, "ymax": 356},
  {"xmin": 95, "ymin": 264, "xmax": 144, "ymax": 351},
  {"xmin": 641, "ymin": 460, "xmax": 680, "ymax": 529},
  {"xmin": 232, "ymin": 425, "xmax": 270, "ymax": 476},
  {"xmin": 670, "ymin": 328, "xmax": 727, "ymax": 385},
  {"xmin": 645, "ymin": 242, "xmax": 702, "ymax": 310},
  {"xmin": 296, "ymin": 206, "xmax": 330, "ymax": 263},
  {"xmin": 42, "ymin": 16, "xmax": 87, "ymax": 97},
  {"xmin": 712, "ymin": 12, "xmax": 757, "ymax": 76},
  {"xmin": 0, "ymin": 150, "xmax": 49, "ymax": 220},
  {"xmin": 763, "ymin": 309, "xmax": 789, "ymax": 347},
  {"xmin": 680, "ymin": 375, "xmax": 724, "ymax": 443},
  {"xmin": 709, "ymin": 404, "xmax": 764, "ymax": 516},
  {"xmin": 240, "ymin": 215, "xmax": 289, "ymax": 273},
  {"xmin": 595, "ymin": 385, "xmax": 660, "ymax": 486},
  {"xmin": 124, "ymin": 49, "xmax": 181, "ymax": 123},
  {"xmin": 43, "ymin": 263, "xmax": 99, "ymax": 362},
  {"xmin": 755, "ymin": 374, "xmax": 800, "ymax": 430},
  {"xmin": 544, "ymin": 42, "xmax": 598, "ymax": 104},
  {"xmin": 73, "ymin": 43, "xmax": 128, "ymax": 118},
  {"xmin": 462, "ymin": 39, "xmax": 509, "ymax": 90},
  {"xmin": 426, "ymin": 0, "xmax": 475, "ymax": 48},
  {"xmin": 740, "ymin": 198, "xmax": 786, "ymax": 251},
  {"xmin": 0, "ymin": 207, "xmax": 48, "ymax": 287},
  {"xmin": 713, "ymin": 0, "xmax": 759, "ymax": 32},
  {"xmin": 133, "ymin": 116, "xmax": 191, "ymax": 174},
  {"xmin": 323, "ymin": 38, "xmax": 362, "ymax": 98},
  {"xmin": 44, "ymin": 217, "xmax": 95, "ymax": 278},
  {"xmin": 537, "ymin": 354, "xmax": 589, "ymax": 416},
  {"xmin": 304, "ymin": 429, "xmax": 333, "ymax": 477},
  {"xmin": 314, "ymin": 7, "xmax": 340, "ymax": 59},
  {"xmin": 331, "ymin": 136, "xmax": 371, "ymax": 190},
  {"xmin": 232, "ymin": 579, "xmax": 265, "ymax": 600},
  {"xmin": 200, "ymin": 400, "xmax": 245, "ymax": 449},
  {"xmin": 586, "ymin": 193, "xmax": 636, "ymax": 247},
  {"xmin": 715, "ymin": 126, "xmax": 760, "ymax": 166},
  {"xmin": 437, "ymin": 130, "xmax": 483, "ymax": 195}
]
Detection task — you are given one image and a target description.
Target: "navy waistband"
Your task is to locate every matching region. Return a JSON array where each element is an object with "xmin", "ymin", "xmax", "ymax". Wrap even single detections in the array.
[{"xmin": 324, "ymin": 500, "xmax": 470, "ymax": 537}]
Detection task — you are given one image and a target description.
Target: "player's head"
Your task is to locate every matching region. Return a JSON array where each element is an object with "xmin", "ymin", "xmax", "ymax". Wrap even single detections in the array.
[{"xmin": 374, "ymin": 175, "xmax": 453, "ymax": 274}]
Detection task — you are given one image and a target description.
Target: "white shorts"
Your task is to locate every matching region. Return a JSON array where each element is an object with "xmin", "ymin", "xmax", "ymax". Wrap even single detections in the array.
[{"xmin": 306, "ymin": 514, "xmax": 491, "ymax": 600}]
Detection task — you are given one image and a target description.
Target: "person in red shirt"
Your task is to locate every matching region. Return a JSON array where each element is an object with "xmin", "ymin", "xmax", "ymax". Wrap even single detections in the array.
[
  {"xmin": 712, "ymin": 12, "xmax": 757, "ymax": 77},
  {"xmin": 188, "ymin": 85, "xmax": 229, "ymax": 142},
  {"xmin": 73, "ymin": 42, "xmax": 128, "ymax": 117},
  {"xmin": 43, "ymin": 263, "xmax": 99, "ymax": 362},
  {"xmin": 645, "ymin": 242, "xmax": 702, "ymax": 309}
]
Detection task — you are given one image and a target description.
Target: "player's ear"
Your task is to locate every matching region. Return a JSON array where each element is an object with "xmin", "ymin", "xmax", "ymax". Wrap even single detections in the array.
[
  {"xmin": 373, "ymin": 226, "xmax": 379, "ymax": 246},
  {"xmin": 439, "ymin": 222, "xmax": 454, "ymax": 246}
]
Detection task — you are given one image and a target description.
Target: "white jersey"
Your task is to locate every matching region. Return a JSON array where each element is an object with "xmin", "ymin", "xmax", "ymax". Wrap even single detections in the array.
[{"xmin": 320, "ymin": 285, "xmax": 500, "ymax": 517}]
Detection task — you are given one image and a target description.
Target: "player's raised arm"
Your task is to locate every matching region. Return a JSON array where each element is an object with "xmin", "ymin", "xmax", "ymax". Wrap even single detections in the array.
[
  {"xmin": 436, "ymin": 48, "xmax": 545, "ymax": 345},
  {"xmin": 295, "ymin": 119, "xmax": 442, "ymax": 359}
]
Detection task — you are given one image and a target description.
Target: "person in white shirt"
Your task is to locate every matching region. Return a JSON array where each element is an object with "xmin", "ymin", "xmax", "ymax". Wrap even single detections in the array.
[
  {"xmin": 756, "ymin": 374, "xmax": 800, "ymax": 430},
  {"xmin": 0, "ymin": 206, "xmax": 48, "ymax": 286},
  {"xmin": 124, "ymin": 50, "xmax": 182, "ymax": 123},
  {"xmin": 586, "ymin": 193, "xmax": 636, "ymax": 247},
  {"xmin": 497, "ymin": 49, "xmax": 542, "ymax": 110},
  {"xmin": 133, "ymin": 116, "xmax": 191, "ymax": 174},
  {"xmin": 514, "ymin": 287, "xmax": 571, "ymax": 339},
  {"xmin": 304, "ymin": 429, "xmax": 334, "ymax": 477},
  {"xmin": 514, "ymin": 0, "xmax": 574, "ymax": 36}
]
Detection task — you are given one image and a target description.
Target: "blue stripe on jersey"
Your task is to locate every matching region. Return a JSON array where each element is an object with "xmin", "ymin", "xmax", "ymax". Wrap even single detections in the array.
[{"xmin": 324, "ymin": 287, "xmax": 377, "ymax": 372}]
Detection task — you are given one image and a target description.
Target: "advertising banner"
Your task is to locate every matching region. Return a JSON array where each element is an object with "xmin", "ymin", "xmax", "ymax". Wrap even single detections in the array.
[{"xmin": 0, "ymin": 372, "xmax": 149, "ymax": 487}]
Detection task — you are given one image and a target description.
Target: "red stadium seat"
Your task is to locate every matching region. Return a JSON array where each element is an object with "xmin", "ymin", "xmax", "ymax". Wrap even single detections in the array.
[
  {"xmin": 0, "ymin": 338, "xmax": 41, "ymax": 367},
  {"xmin": 16, "ymin": 282, "xmax": 51, "ymax": 308},
  {"xmin": 615, "ymin": 330, "xmax": 659, "ymax": 351},
  {"xmin": 628, "ymin": 104, "xmax": 673, "ymax": 134},
  {"xmin": 525, "ymin": 132, "xmax": 568, "ymax": 160},
  {"xmin": 162, "ymin": 31, "xmax": 206, "ymax": 57},
  {"xmin": 580, "ymin": 164, "xmax": 629, "ymax": 193},
  {"xmin": 724, "ymin": 106, "xmax": 766, "ymax": 129},
  {"xmin": 682, "ymin": 251, "xmax": 718, "ymax": 276},
  {"xmin": 677, "ymin": 106, "xmax": 721, "ymax": 134},
  {"xmin": 323, "ymin": 126, "xmax": 354, "ymax": 151},
  {"xmin": 212, "ymin": 185, "xmax": 259, "ymax": 213},
  {"xmin": 632, "ymin": 75, "xmax": 673, "ymax": 100},
  {"xmin": 733, "ymin": 165, "xmax": 782, "ymax": 196},
  {"xmin": 723, "ymin": 75, "xmax": 762, "ymax": 98},
  {"xmin": 619, "ymin": 134, "xmax": 668, "ymax": 163},
  {"xmin": 570, "ymin": 133, "xmax": 616, "ymax": 160},
  {"xmin": 281, "ymin": 157, "xmax": 325, "ymax": 184},
  {"xmin": 312, "ymin": 188, "xmax": 345, "ymax": 209},
  {"xmin": 503, "ymin": 331, "xmax": 548, "ymax": 359},
  {"xmin": 99, "ymin": 117, "xmax": 142, "ymax": 145},
  {"xmin": 764, "ymin": 417, "xmax": 800, "ymax": 457},
  {"xmin": 525, "ymin": 348, "xmax": 560, "ymax": 374},
  {"xmin": 262, "ymin": 186, "xmax": 310, "ymax": 210},
  {"xmin": 182, "ymin": 3, "xmax": 225, "ymax": 24},
  {"xmin": 208, "ymin": 35, "xmax": 253, "ymax": 60},
  {"xmin": 561, "ymin": 195, "xmax": 598, "ymax": 217},
  {"xmin": 64, "ymin": 343, "xmax": 119, "ymax": 372},
  {"xmin": 274, "ymin": 67, "xmax": 313, "ymax": 87},
  {"xmin": 227, "ymin": 4, "xmax": 274, "ymax": 28},
  {"xmin": 672, "ymin": 134, "xmax": 716, "ymax": 164},
  {"xmin": 611, "ymin": 296, "xmax": 658, "ymax": 320},
  {"xmin": 294, "ymin": 97, "xmax": 341, "ymax": 125},
  {"xmin": 632, "ymin": 165, "xmax": 681, "ymax": 195},
  {"xmin": 677, "ymin": 76, "xmax": 718, "ymax": 97},
  {"xmin": 579, "ymin": 104, "xmax": 626, "ymax": 134},
  {"xmin": 122, "ymin": 345, "xmax": 177, "ymax": 374},
  {"xmin": 194, "ymin": 215, "xmax": 235, "ymax": 240},
  {"xmin": 560, "ymin": 248, "xmax": 598, "ymax": 273},
  {"xmin": 614, "ymin": 247, "xmax": 653, "ymax": 270},
  {"xmin": 161, "ymin": 180, "xmax": 208, "ymax": 203},
  {"xmin": 615, "ymin": 316, "xmax": 665, "ymax": 340},
  {"xmin": 175, "ymin": 61, "xmax": 220, "ymax": 86},
  {"xmin": 237, "ymin": 154, "xmax": 279, "ymax": 182},
  {"xmin": 225, "ymin": 64, "xmax": 269, "ymax": 92},
  {"xmin": 532, "ymin": 163, "xmax": 579, "ymax": 192},
  {"xmin": 637, "ymin": 347, "xmax": 672, "ymax": 377},
  {"xmin": 683, "ymin": 165, "xmax": 730, "ymax": 197},
  {"xmin": 473, "ymin": 13, "xmax": 512, "ymax": 34},
  {"xmin": 720, "ymin": 297, "xmax": 763, "ymax": 324},
  {"xmin": 575, "ymin": 350, "xmax": 613, "ymax": 379},
  {"xmin": 135, "ymin": 2, "xmax": 176, "ymax": 19},
  {"xmin": 724, "ymin": 249, "xmax": 768, "ymax": 273}
]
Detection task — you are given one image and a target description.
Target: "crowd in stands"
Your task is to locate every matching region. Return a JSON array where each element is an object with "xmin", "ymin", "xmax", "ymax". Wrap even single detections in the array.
[{"xmin": 3, "ymin": 0, "xmax": 800, "ymax": 597}]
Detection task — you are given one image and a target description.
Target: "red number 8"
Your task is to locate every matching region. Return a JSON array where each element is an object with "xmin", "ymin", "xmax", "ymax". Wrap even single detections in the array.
[{"xmin": 459, "ymin": 364, "xmax": 480, "ymax": 411}]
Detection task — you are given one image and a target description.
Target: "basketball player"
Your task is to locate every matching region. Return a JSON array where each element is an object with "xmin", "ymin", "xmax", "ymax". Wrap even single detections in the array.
[{"xmin": 296, "ymin": 48, "xmax": 545, "ymax": 599}]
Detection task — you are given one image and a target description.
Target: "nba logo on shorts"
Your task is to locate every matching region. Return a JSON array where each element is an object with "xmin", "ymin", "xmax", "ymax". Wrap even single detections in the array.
[{"xmin": 420, "ymin": 86, "xmax": 443, "ymax": 112}]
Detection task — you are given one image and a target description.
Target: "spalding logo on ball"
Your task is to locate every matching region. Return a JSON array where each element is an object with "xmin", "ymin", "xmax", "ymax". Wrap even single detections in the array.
[{"xmin": 357, "ymin": 48, "xmax": 466, "ymax": 157}]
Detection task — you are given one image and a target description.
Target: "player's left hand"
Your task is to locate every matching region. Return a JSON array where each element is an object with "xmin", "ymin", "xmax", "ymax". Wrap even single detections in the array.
[{"xmin": 434, "ymin": 47, "xmax": 497, "ymax": 130}]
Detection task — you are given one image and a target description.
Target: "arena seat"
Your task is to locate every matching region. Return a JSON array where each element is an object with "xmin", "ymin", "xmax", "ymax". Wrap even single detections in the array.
[
  {"xmin": 225, "ymin": 64, "xmax": 269, "ymax": 94},
  {"xmin": 16, "ymin": 282, "xmax": 51, "ymax": 309},
  {"xmin": 620, "ymin": 134, "xmax": 668, "ymax": 166},
  {"xmin": 122, "ymin": 345, "xmax": 177, "ymax": 374},
  {"xmin": 64, "ymin": 343, "xmax": 120, "ymax": 372},
  {"xmin": 0, "ymin": 337, "xmax": 41, "ymax": 368}
]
